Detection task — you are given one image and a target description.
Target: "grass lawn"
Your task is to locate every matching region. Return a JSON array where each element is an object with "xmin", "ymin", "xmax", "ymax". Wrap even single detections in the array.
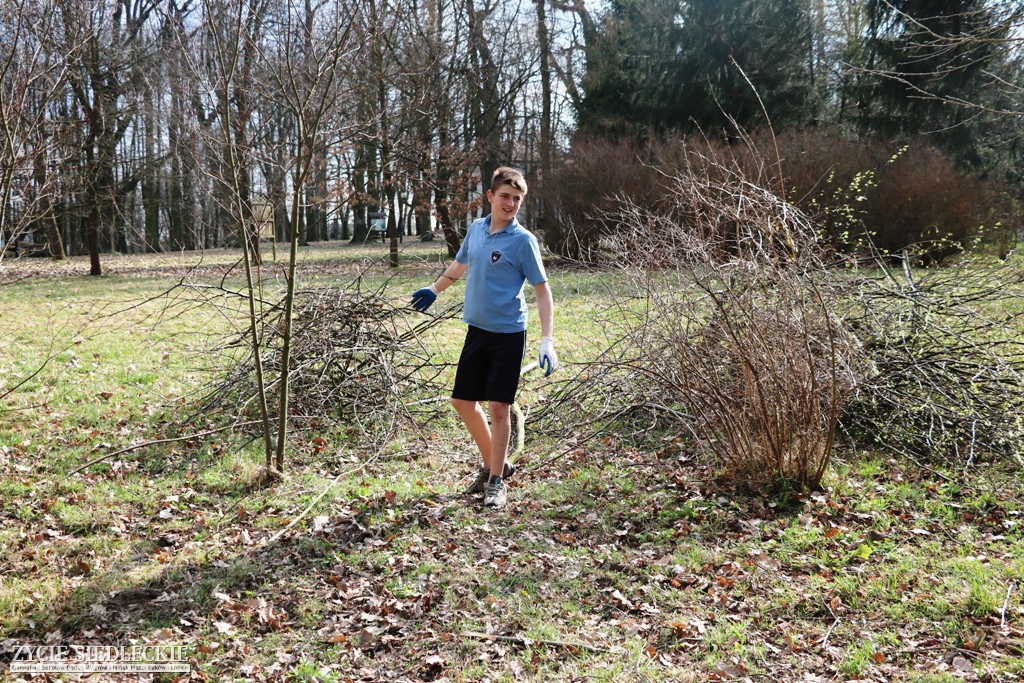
[{"xmin": 1, "ymin": 241, "xmax": 1022, "ymax": 682}]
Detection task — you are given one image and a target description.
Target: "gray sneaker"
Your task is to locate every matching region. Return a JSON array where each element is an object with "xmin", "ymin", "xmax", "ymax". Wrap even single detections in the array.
[
  {"xmin": 466, "ymin": 462, "xmax": 516, "ymax": 495},
  {"xmin": 483, "ymin": 476, "xmax": 508, "ymax": 508}
]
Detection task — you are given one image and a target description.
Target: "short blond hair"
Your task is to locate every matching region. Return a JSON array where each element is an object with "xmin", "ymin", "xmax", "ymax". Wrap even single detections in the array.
[{"xmin": 491, "ymin": 166, "xmax": 528, "ymax": 194}]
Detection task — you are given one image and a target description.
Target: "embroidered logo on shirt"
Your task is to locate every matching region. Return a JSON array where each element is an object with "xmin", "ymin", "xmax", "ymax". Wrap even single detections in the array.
[{"xmin": 490, "ymin": 250, "xmax": 503, "ymax": 264}]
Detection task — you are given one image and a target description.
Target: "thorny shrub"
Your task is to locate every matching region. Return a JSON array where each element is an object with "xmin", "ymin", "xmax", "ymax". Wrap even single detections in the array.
[
  {"xmin": 547, "ymin": 131, "xmax": 1020, "ymax": 264},
  {"xmin": 545, "ymin": 142, "xmax": 865, "ymax": 492},
  {"xmin": 766, "ymin": 130, "xmax": 1020, "ymax": 262},
  {"xmin": 546, "ymin": 137, "xmax": 671, "ymax": 261}
]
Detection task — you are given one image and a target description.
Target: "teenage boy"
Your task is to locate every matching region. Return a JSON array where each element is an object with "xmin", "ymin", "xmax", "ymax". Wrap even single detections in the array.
[{"xmin": 411, "ymin": 166, "xmax": 558, "ymax": 508}]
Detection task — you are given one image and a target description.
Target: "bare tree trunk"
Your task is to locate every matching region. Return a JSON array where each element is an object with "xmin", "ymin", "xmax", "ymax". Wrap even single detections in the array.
[
  {"xmin": 549, "ymin": 0, "xmax": 595, "ymax": 111},
  {"xmin": 57, "ymin": 0, "xmax": 160, "ymax": 274},
  {"xmin": 305, "ymin": 148, "xmax": 327, "ymax": 242},
  {"xmin": 204, "ymin": 0, "xmax": 275, "ymax": 468},
  {"xmin": 375, "ymin": 14, "xmax": 399, "ymax": 267},
  {"xmin": 33, "ymin": 117, "xmax": 65, "ymax": 260},
  {"xmin": 434, "ymin": 164, "xmax": 461, "ymax": 257},
  {"xmin": 386, "ymin": 177, "xmax": 399, "ymax": 267},
  {"xmin": 534, "ymin": 0, "xmax": 552, "ymax": 230},
  {"xmin": 271, "ymin": 0, "xmax": 356, "ymax": 471},
  {"xmin": 259, "ymin": 114, "xmax": 291, "ymax": 244},
  {"xmin": 142, "ymin": 103, "xmax": 161, "ymax": 252},
  {"xmin": 275, "ymin": 114, "xmax": 307, "ymax": 471},
  {"xmin": 412, "ymin": 143, "xmax": 432, "ymax": 238},
  {"xmin": 349, "ymin": 139, "xmax": 375, "ymax": 242},
  {"xmin": 467, "ymin": 0, "xmax": 501, "ymax": 186},
  {"xmin": 85, "ymin": 210, "xmax": 102, "ymax": 275},
  {"xmin": 168, "ymin": 136, "xmax": 185, "ymax": 249}
]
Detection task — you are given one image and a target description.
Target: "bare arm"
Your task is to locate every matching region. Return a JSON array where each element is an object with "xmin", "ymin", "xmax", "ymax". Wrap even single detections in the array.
[
  {"xmin": 534, "ymin": 280, "xmax": 554, "ymax": 338},
  {"xmin": 429, "ymin": 262, "xmax": 469, "ymax": 293}
]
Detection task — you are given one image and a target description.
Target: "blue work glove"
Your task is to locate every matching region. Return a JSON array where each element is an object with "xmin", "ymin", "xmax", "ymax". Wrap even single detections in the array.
[
  {"xmin": 411, "ymin": 285, "xmax": 439, "ymax": 312},
  {"xmin": 539, "ymin": 336, "xmax": 559, "ymax": 376}
]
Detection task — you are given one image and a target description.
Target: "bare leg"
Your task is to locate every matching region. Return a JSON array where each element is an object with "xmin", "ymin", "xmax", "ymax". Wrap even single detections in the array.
[
  {"xmin": 487, "ymin": 402, "xmax": 512, "ymax": 478},
  {"xmin": 451, "ymin": 398, "xmax": 493, "ymax": 470}
]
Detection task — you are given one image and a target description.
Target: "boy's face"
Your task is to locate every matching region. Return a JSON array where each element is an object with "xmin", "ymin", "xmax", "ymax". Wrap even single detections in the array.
[{"xmin": 487, "ymin": 183, "xmax": 525, "ymax": 225}]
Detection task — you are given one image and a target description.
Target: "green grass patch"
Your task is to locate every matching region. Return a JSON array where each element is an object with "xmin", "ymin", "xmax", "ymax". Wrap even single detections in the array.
[{"xmin": 1, "ymin": 244, "xmax": 1023, "ymax": 680}]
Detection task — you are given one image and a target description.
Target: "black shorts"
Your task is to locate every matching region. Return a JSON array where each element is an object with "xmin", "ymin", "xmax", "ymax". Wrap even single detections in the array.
[{"xmin": 451, "ymin": 326, "xmax": 527, "ymax": 404}]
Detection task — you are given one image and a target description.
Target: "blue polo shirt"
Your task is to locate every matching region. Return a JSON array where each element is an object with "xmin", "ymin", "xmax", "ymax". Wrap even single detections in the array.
[{"xmin": 456, "ymin": 215, "xmax": 548, "ymax": 333}]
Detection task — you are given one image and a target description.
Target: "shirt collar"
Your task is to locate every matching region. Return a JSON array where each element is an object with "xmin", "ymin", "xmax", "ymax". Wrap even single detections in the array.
[{"xmin": 484, "ymin": 214, "xmax": 521, "ymax": 235}]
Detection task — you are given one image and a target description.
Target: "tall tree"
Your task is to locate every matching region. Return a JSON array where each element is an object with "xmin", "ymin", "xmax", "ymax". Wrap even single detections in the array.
[
  {"xmin": 140, "ymin": 71, "xmax": 162, "ymax": 252},
  {"xmin": 0, "ymin": 0, "xmax": 69, "ymax": 261},
  {"xmin": 164, "ymin": 1, "xmax": 189, "ymax": 249},
  {"xmin": 844, "ymin": 0, "xmax": 1021, "ymax": 171},
  {"xmin": 533, "ymin": 0, "xmax": 553, "ymax": 231},
  {"xmin": 190, "ymin": 0, "xmax": 276, "ymax": 464},
  {"xmin": 578, "ymin": 0, "xmax": 814, "ymax": 137},
  {"xmin": 268, "ymin": 0, "xmax": 359, "ymax": 469},
  {"xmin": 56, "ymin": 0, "xmax": 159, "ymax": 274},
  {"xmin": 466, "ymin": 0, "xmax": 503, "ymax": 184},
  {"xmin": 192, "ymin": 0, "xmax": 361, "ymax": 472},
  {"xmin": 550, "ymin": 0, "xmax": 597, "ymax": 114},
  {"xmin": 423, "ymin": 0, "xmax": 472, "ymax": 257}
]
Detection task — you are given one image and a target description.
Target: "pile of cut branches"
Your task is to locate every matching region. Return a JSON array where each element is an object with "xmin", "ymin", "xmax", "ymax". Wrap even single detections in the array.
[
  {"xmin": 200, "ymin": 283, "xmax": 456, "ymax": 446},
  {"xmin": 842, "ymin": 255, "xmax": 1024, "ymax": 464}
]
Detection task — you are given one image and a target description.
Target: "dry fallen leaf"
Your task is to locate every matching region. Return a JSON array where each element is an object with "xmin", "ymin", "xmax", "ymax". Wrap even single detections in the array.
[
  {"xmin": 951, "ymin": 655, "xmax": 973, "ymax": 673},
  {"xmin": 608, "ymin": 589, "xmax": 635, "ymax": 610},
  {"xmin": 714, "ymin": 659, "xmax": 748, "ymax": 679},
  {"xmin": 353, "ymin": 628, "xmax": 378, "ymax": 648}
]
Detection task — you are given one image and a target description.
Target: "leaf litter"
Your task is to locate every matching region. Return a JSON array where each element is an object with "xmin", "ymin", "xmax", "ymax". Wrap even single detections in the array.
[{"xmin": 2, "ymin": 426, "xmax": 1024, "ymax": 681}]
